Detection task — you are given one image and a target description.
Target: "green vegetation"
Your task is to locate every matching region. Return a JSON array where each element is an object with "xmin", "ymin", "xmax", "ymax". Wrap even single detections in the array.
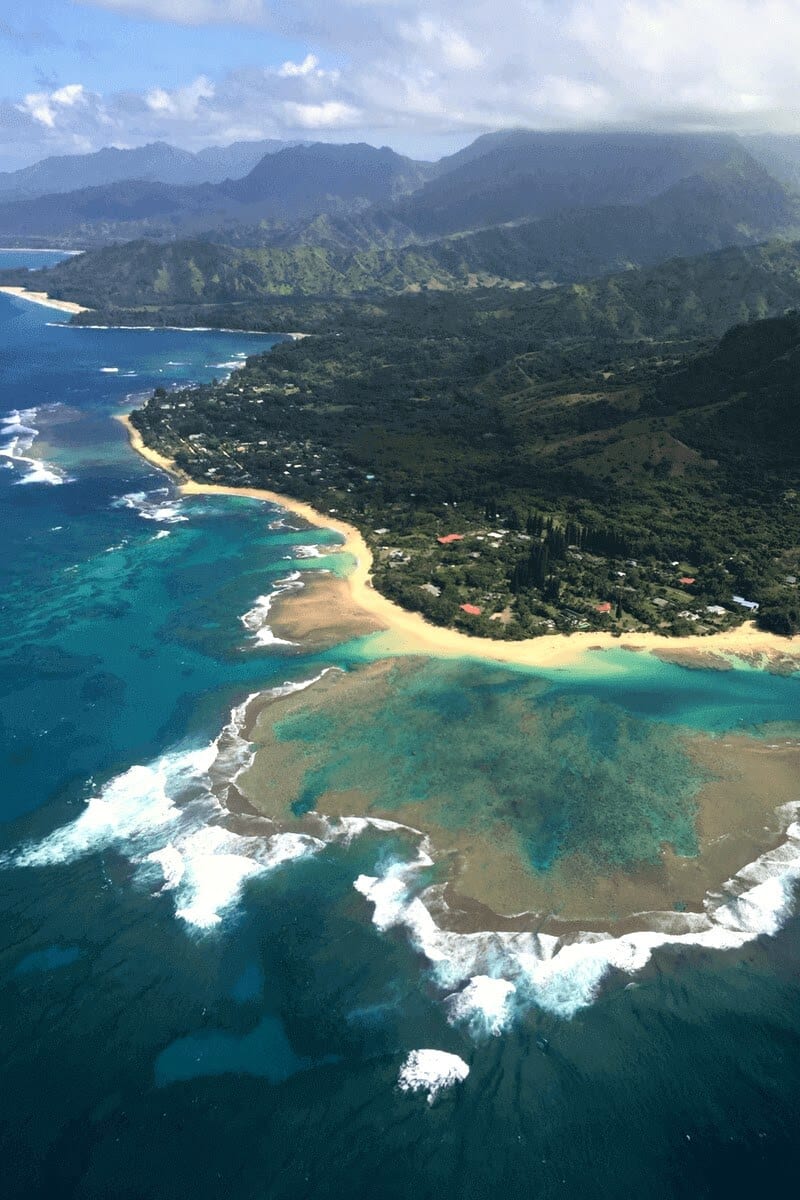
[
  {"xmin": 5, "ymin": 167, "xmax": 800, "ymax": 314},
  {"xmin": 7, "ymin": 125, "xmax": 797, "ymax": 644},
  {"xmin": 130, "ymin": 285, "xmax": 800, "ymax": 639}
]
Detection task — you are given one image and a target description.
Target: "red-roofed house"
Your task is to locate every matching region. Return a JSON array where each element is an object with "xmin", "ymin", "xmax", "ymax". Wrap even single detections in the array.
[
  {"xmin": 595, "ymin": 601, "xmax": 612, "ymax": 614},
  {"xmin": 437, "ymin": 533, "xmax": 464, "ymax": 545},
  {"xmin": 460, "ymin": 603, "xmax": 482, "ymax": 615},
  {"xmin": 679, "ymin": 576, "xmax": 696, "ymax": 585}
]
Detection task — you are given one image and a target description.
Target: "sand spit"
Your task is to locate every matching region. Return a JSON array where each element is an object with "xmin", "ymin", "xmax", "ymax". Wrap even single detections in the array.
[{"xmin": 0, "ymin": 286, "xmax": 89, "ymax": 315}]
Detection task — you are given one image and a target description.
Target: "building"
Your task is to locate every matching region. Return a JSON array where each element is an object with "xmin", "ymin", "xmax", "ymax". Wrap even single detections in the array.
[
  {"xmin": 460, "ymin": 603, "xmax": 482, "ymax": 615},
  {"xmin": 732, "ymin": 595, "xmax": 759, "ymax": 612},
  {"xmin": 437, "ymin": 533, "xmax": 464, "ymax": 545}
]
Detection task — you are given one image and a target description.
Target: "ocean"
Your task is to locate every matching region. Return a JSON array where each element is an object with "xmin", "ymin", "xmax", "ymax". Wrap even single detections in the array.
[{"xmin": 1, "ymin": 252, "xmax": 799, "ymax": 1199}]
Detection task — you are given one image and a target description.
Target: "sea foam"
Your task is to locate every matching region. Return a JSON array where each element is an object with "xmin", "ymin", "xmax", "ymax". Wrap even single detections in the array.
[
  {"xmin": 397, "ymin": 1049, "xmax": 469, "ymax": 1104},
  {"xmin": 239, "ymin": 572, "xmax": 302, "ymax": 647},
  {"xmin": 113, "ymin": 487, "xmax": 188, "ymax": 524},
  {"xmin": 4, "ymin": 685, "xmax": 331, "ymax": 931},
  {"xmin": 0, "ymin": 407, "xmax": 70, "ymax": 485},
  {"xmin": 354, "ymin": 802, "xmax": 800, "ymax": 1030}
]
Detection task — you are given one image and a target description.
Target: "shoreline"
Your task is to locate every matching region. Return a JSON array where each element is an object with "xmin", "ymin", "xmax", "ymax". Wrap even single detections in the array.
[
  {"xmin": 77, "ymin": 322, "xmax": 298, "ymax": 337},
  {"xmin": 0, "ymin": 247, "xmax": 83, "ymax": 254},
  {"xmin": 0, "ymin": 286, "xmax": 89, "ymax": 315},
  {"xmin": 117, "ymin": 414, "xmax": 800, "ymax": 672}
]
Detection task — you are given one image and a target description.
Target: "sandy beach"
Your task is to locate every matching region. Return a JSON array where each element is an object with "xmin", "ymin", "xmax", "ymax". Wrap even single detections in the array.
[
  {"xmin": 118, "ymin": 414, "xmax": 800, "ymax": 672},
  {"xmin": 0, "ymin": 286, "xmax": 89, "ymax": 315}
]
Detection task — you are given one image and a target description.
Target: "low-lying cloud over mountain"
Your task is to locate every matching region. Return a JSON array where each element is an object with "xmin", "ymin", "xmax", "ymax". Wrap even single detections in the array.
[{"xmin": 5, "ymin": 2, "xmax": 800, "ymax": 170}]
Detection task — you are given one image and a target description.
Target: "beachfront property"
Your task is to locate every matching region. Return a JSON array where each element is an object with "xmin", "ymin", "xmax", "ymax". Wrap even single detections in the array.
[{"xmin": 732, "ymin": 595, "xmax": 760, "ymax": 612}]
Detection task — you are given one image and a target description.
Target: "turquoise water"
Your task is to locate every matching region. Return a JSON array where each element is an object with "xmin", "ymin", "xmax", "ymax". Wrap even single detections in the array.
[
  {"xmin": 1, "ymin": 256, "xmax": 800, "ymax": 1198},
  {"xmin": 274, "ymin": 653, "xmax": 800, "ymax": 873}
]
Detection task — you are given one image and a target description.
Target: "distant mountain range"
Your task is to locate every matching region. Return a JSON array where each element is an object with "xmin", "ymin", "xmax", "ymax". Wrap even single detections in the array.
[
  {"xmin": 5, "ymin": 129, "xmax": 800, "ymax": 305},
  {"xmin": 0, "ymin": 142, "xmax": 434, "ymax": 242},
  {"xmin": 13, "ymin": 158, "xmax": 800, "ymax": 309},
  {"xmin": 393, "ymin": 130, "xmax": 755, "ymax": 234},
  {"xmin": 0, "ymin": 139, "xmax": 306, "ymax": 201}
]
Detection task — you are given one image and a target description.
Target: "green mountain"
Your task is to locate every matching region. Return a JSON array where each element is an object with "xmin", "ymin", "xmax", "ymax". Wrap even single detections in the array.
[
  {"xmin": 0, "ymin": 130, "xmax": 795, "ymax": 265},
  {"xmin": 392, "ymin": 131, "xmax": 760, "ymax": 235},
  {"xmin": 0, "ymin": 143, "xmax": 433, "ymax": 244},
  {"xmin": 11, "ymin": 146, "xmax": 799, "ymax": 308},
  {"xmin": 17, "ymin": 230, "xmax": 800, "ymax": 349},
  {"xmin": 0, "ymin": 139, "xmax": 303, "ymax": 201},
  {"xmin": 3, "ymin": 237, "xmax": 454, "ymax": 306}
]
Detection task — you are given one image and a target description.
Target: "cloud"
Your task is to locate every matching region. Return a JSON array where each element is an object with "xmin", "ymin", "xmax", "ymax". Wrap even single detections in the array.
[
  {"xmin": 146, "ymin": 76, "xmax": 216, "ymax": 118},
  {"xmin": 76, "ymin": 0, "xmax": 267, "ymax": 24},
  {"xmin": 282, "ymin": 100, "xmax": 361, "ymax": 128},
  {"xmin": 17, "ymin": 84, "xmax": 90, "ymax": 130},
  {"xmin": 398, "ymin": 17, "xmax": 483, "ymax": 70},
  {"xmin": 278, "ymin": 55, "xmax": 321, "ymax": 79},
  {"xmin": 9, "ymin": 1, "xmax": 800, "ymax": 168}
]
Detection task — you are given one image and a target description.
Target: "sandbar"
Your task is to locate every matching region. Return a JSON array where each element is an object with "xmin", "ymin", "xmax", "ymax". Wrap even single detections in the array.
[{"xmin": 0, "ymin": 286, "xmax": 89, "ymax": 315}]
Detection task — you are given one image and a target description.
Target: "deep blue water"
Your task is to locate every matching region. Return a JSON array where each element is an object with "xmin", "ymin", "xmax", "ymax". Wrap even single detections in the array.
[{"xmin": 1, "ymin": 257, "xmax": 800, "ymax": 1199}]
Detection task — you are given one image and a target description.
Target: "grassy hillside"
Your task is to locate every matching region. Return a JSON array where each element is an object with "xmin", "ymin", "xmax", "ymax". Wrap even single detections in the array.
[{"xmin": 45, "ymin": 238, "xmax": 800, "ymax": 360}]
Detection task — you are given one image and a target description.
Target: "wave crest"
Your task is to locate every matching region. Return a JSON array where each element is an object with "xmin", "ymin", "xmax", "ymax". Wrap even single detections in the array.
[
  {"xmin": 0, "ymin": 407, "xmax": 70, "ymax": 485},
  {"xmin": 397, "ymin": 1049, "xmax": 469, "ymax": 1103},
  {"xmin": 113, "ymin": 487, "xmax": 188, "ymax": 524},
  {"xmin": 354, "ymin": 803, "xmax": 800, "ymax": 1029}
]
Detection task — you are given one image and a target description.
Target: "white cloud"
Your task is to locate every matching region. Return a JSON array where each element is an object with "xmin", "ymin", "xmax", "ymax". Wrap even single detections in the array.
[
  {"xmin": 10, "ymin": 1, "xmax": 800, "ymax": 167},
  {"xmin": 145, "ymin": 76, "xmax": 216, "ymax": 118},
  {"xmin": 399, "ymin": 17, "xmax": 483, "ymax": 70},
  {"xmin": 278, "ymin": 54, "xmax": 320, "ymax": 79},
  {"xmin": 282, "ymin": 100, "xmax": 361, "ymax": 128},
  {"xmin": 17, "ymin": 83, "xmax": 89, "ymax": 129}
]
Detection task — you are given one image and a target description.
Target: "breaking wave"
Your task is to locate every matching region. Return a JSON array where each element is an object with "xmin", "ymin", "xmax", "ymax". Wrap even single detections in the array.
[
  {"xmin": 3, "ymin": 683, "xmax": 333, "ymax": 930},
  {"xmin": 397, "ymin": 1049, "xmax": 469, "ymax": 1104},
  {"xmin": 239, "ymin": 572, "xmax": 302, "ymax": 647},
  {"xmin": 354, "ymin": 802, "xmax": 800, "ymax": 1031},
  {"xmin": 3, "ymin": 670, "xmax": 349, "ymax": 932},
  {"xmin": 113, "ymin": 487, "xmax": 188, "ymax": 524},
  {"xmin": 0, "ymin": 407, "xmax": 70, "ymax": 486}
]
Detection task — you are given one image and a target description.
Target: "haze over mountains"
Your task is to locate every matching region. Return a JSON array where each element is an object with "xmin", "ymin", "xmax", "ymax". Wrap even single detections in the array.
[
  {"xmin": 7, "ymin": 128, "xmax": 800, "ymax": 317},
  {"xmin": 0, "ymin": 139, "xmax": 307, "ymax": 202}
]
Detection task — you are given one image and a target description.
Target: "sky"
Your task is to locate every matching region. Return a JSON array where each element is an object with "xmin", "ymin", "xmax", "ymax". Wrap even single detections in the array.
[{"xmin": 2, "ymin": 0, "xmax": 800, "ymax": 170}]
